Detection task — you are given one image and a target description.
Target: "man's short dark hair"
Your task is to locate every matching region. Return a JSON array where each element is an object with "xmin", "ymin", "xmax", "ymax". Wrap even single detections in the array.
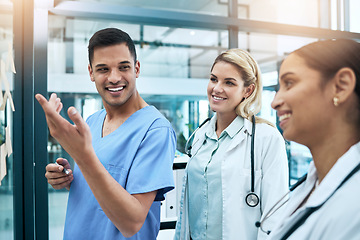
[{"xmin": 88, "ymin": 28, "xmax": 137, "ymax": 67}]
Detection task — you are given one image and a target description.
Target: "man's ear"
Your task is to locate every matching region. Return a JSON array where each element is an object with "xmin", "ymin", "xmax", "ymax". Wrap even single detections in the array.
[
  {"xmin": 135, "ymin": 60, "xmax": 140, "ymax": 78},
  {"xmin": 245, "ymin": 84, "xmax": 255, "ymax": 99},
  {"xmin": 333, "ymin": 67, "xmax": 356, "ymax": 104},
  {"xmin": 88, "ymin": 64, "xmax": 95, "ymax": 82}
]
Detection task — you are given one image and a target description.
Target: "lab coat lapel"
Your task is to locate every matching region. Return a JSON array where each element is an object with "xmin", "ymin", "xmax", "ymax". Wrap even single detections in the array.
[{"xmin": 306, "ymin": 142, "xmax": 360, "ymax": 208}]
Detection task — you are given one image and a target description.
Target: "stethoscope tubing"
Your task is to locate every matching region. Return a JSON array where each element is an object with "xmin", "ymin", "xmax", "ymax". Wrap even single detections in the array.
[
  {"xmin": 184, "ymin": 118, "xmax": 211, "ymax": 158},
  {"xmin": 185, "ymin": 115, "xmax": 259, "ymax": 207},
  {"xmin": 279, "ymin": 161, "xmax": 360, "ymax": 239},
  {"xmin": 250, "ymin": 115, "xmax": 256, "ymax": 193},
  {"xmin": 255, "ymin": 174, "xmax": 307, "ymax": 234}
]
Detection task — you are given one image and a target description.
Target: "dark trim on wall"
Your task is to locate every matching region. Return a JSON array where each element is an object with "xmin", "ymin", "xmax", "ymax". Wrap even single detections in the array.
[
  {"xmin": 52, "ymin": 1, "xmax": 360, "ymax": 40},
  {"xmin": 34, "ymin": 5, "xmax": 49, "ymax": 240},
  {"xmin": 13, "ymin": 0, "xmax": 25, "ymax": 239}
]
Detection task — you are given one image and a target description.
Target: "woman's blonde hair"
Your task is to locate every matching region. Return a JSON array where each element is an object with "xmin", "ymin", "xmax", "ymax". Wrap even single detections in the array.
[{"xmin": 211, "ymin": 48, "xmax": 273, "ymax": 126}]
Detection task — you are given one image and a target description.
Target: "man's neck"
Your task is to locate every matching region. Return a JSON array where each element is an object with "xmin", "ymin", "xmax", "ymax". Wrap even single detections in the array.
[{"xmin": 102, "ymin": 94, "xmax": 148, "ymax": 137}]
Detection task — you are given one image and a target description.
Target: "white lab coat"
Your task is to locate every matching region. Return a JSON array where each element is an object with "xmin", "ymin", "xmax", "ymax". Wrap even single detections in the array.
[
  {"xmin": 267, "ymin": 141, "xmax": 360, "ymax": 240},
  {"xmin": 174, "ymin": 117, "xmax": 289, "ymax": 240}
]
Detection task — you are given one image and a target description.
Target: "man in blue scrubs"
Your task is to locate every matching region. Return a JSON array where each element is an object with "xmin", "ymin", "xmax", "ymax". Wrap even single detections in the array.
[{"xmin": 36, "ymin": 28, "xmax": 176, "ymax": 239}]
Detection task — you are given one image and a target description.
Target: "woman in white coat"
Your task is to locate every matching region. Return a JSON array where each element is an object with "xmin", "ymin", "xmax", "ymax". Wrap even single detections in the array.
[
  {"xmin": 267, "ymin": 39, "xmax": 360, "ymax": 240},
  {"xmin": 174, "ymin": 49, "xmax": 289, "ymax": 240}
]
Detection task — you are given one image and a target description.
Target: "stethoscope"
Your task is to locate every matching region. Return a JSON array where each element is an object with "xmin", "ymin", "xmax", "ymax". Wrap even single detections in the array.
[
  {"xmin": 255, "ymin": 161, "xmax": 360, "ymax": 239},
  {"xmin": 184, "ymin": 115, "xmax": 259, "ymax": 208}
]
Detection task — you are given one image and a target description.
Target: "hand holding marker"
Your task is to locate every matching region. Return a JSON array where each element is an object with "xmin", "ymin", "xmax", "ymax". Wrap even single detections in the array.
[{"xmin": 55, "ymin": 162, "xmax": 70, "ymax": 175}]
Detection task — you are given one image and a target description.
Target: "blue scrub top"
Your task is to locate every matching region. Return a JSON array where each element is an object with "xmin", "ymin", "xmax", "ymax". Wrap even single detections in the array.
[{"xmin": 63, "ymin": 106, "xmax": 176, "ymax": 240}]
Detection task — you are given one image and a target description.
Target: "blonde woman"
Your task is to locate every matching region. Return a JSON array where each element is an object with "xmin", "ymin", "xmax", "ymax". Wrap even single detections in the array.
[{"xmin": 174, "ymin": 49, "xmax": 289, "ymax": 240}]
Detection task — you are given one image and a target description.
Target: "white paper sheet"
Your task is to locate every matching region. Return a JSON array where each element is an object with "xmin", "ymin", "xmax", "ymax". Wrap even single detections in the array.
[
  {"xmin": 6, "ymin": 42, "xmax": 16, "ymax": 74},
  {"xmin": 0, "ymin": 60, "xmax": 15, "ymax": 111},
  {"xmin": 0, "ymin": 143, "xmax": 7, "ymax": 185},
  {"xmin": 5, "ymin": 126, "xmax": 12, "ymax": 156}
]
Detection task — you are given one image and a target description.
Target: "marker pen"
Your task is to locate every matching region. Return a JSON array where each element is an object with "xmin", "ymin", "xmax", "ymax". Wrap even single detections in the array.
[{"xmin": 55, "ymin": 162, "xmax": 70, "ymax": 175}]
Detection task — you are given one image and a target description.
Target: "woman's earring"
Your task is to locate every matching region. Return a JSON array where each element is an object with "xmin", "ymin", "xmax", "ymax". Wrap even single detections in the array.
[{"xmin": 333, "ymin": 97, "xmax": 339, "ymax": 106}]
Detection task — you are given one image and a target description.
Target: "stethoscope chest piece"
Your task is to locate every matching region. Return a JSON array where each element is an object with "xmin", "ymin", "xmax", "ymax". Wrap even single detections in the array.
[{"xmin": 245, "ymin": 192, "xmax": 259, "ymax": 207}]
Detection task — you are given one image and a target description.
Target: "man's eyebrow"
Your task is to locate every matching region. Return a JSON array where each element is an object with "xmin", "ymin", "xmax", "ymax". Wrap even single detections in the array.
[
  {"xmin": 119, "ymin": 61, "xmax": 131, "ymax": 64},
  {"xmin": 94, "ymin": 61, "xmax": 131, "ymax": 68},
  {"xmin": 94, "ymin": 63, "xmax": 107, "ymax": 68}
]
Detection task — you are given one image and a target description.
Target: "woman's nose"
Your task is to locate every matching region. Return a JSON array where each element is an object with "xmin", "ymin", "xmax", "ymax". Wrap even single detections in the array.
[
  {"xmin": 271, "ymin": 91, "xmax": 283, "ymax": 110},
  {"xmin": 213, "ymin": 82, "xmax": 223, "ymax": 93}
]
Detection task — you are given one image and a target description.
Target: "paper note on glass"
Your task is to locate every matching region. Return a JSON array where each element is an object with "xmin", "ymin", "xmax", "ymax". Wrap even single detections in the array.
[
  {"xmin": 6, "ymin": 42, "xmax": 16, "ymax": 74},
  {"xmin": 0, "ymin": 60, "xmax": 15, "ymax": 111},
  {"xmin": 0, "ymin": 144, "xmax": 7, "ymax": 186},
  {"xmin": 5, "ymin": 126, "xmax": 12, "ymax": 156},
  {"xmin": 0, "ymin": 92, "xmax": 8, "ymax": 111}
]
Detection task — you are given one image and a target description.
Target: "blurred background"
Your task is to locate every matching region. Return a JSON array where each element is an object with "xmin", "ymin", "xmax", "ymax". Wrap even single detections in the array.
[{"xmin": 0, "ymin": 0, "xmax": 359, "ymax": 239}]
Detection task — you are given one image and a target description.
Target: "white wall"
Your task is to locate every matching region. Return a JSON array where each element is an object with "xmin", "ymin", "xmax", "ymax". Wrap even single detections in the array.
[{"xmin": 48, "ymin": 73, "xmax": 208, "ymax": 96}]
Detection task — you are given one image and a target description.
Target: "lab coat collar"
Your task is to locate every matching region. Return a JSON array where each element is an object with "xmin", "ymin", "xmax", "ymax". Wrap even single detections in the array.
[
  {"xmin": 306, "ymin": 141, "xmax": 360, "ymax": 207},
  {"xmin": 223, "ymin": 116, "xmax": 244, "ymax": 139},
  {"xmin": 204, "ymin": 114, "xmax": 245, "ymax": 139},
  {"xmin": 243, "ymin": 117, "xmax": 254, "ymax": 137},
  {"xmin": 191, "ymin": 115, "xmax": 249, "ymax": 156}
]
